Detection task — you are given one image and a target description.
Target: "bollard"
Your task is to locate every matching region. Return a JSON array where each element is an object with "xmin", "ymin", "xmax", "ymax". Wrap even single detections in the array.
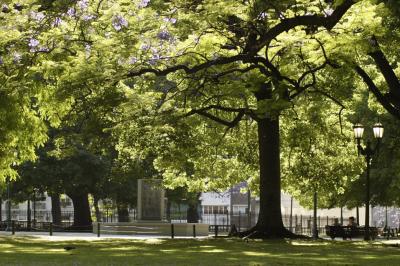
[
  {"xmin": 193, "ymin": 224, "xmax": 196, "ymax": 238},
  {"xmin": 97, "ymin": 222, "xmax": 101, "ymax": 237},
  {"xmin": 171, "ymin": 224, "xmax": 175, "ymax": 239},
  {"xmin": 215, "ymin": 225, "xmax": 218, "ymax": 238},
  {"xmin": 12, "ymin": 221, "xmax": 15, "ymax": 235},
  {"xmin": 49, "ymin": 223, "xmax": 53, "ymax": 236}
]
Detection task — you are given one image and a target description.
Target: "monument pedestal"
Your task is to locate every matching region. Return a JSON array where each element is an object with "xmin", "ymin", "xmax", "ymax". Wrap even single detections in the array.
[
  {"xmin": 137, "ymin": 179, "xmax": 165, "ymax": 221},
  {"xmin": 93, "ymin": 179, "xmax": 208, "ymax": 236},
  {"xmin": 94, "ymin": 222, "xmax": 209, "ymax": 236}
]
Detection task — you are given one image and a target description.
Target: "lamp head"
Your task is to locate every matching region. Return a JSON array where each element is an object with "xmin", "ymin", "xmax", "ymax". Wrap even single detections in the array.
[
  {"xmin": 373, "ymin": 122, "xmax": 384, "ymax": 139},
  {"xmin": 353, "ymin": 123, "xmax": 364, "ymax": 140}
]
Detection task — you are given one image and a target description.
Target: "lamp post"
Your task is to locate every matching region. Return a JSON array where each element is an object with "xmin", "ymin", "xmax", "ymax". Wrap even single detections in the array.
[
  {"xmin": 353, "ymin": 122, "xmax": 384, "ymax": 240},
  {"xmin": 5, "ymin": 177, "xmax": 11, "ymax": 231}
]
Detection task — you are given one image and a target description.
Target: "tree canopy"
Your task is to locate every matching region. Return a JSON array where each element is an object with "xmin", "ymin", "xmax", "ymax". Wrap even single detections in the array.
[{"xmin": 1, "ymin": 0, "xmax": 400, "ymax": 238}]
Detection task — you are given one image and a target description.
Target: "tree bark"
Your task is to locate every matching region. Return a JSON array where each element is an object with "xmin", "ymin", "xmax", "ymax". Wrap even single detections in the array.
[
  {"xmin": 93, "ymin": 195, "xmax": 101, "ymax": 222},
  {"xmin": 27, "ymin": 199, "xmax": 31, "ymax": 230},
  {"xmin": 166, "ymin": 199, "xmax": 171, "ymax": 222},
  {"xmin": 250, "ymin": 116, "xmax": 293, "ymax": 237},
  {"xmin": 239, "ymin": 85, "xmax": 296, "ymax": 239},
  {"xmin": 50, "ymin": 193, "xmax": 62, "ymax": 225},
  {"xmin": 68, "ymin": 192, "xmax": 92, "ymax": 228}
]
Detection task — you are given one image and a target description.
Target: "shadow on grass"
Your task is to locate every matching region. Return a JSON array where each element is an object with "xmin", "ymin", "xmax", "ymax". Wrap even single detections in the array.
[{"xmin": 0, "ymin": 236, "xmax": 399, "ymax": 265}]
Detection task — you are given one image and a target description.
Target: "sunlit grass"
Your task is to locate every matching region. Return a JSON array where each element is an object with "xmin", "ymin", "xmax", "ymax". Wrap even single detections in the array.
[{"xmin": 0, "ymin": 236, "xmax": 399, "ymax": 265}]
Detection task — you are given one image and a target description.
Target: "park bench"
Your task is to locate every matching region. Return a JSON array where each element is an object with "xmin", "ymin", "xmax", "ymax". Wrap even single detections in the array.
[
  {"xmin": 381, "ymin": 227, "xmax": 400, "ymax": 239},
  {"xmin": 325, "ymin": 225, "xmax": 378, "ymax": 240}
]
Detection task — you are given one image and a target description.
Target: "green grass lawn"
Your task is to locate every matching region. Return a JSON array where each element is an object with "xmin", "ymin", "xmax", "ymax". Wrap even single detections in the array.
[{"xmin": 0, "ymin": 236, "xmax": 399, "ymax": 265}]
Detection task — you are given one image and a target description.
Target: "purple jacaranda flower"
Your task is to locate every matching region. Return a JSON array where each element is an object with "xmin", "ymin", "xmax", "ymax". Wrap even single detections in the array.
[
  {"xmin": 67, "ymin": 7, "xmax": 76, "ymax": 17},
  {"xmin": 77, "ymin": 0, "xmax": 89, "ymax": 10},
  {"xmin": 138, "ymin": 0, "xmax": 150, "ymax": 8},
  {"xmin": 52, "ymin": 17, "xmax": 63, "ymax": 27},
  {"xmin": 0, "ymin": 57, "xmax": 3, "ymax": 65},
  {"xmin": 259, "ymin": 12, "xmax": 267, "ymax": 19},
  {"xmin": 2, "ymin": 4, "xmax": 10, "ymax": 13},
  {"xmin": 82, "ymin": 14, "xmax": 95, "ymax": 21},
  {"xmin": 324, "ymin": 8, "xmax": 334, "ymax": 16},
  {"xmin": 157, "ymin": 30, "xmax": 172, "ymax": 41},
  {"xmin": 112, "ymin": 14, "xmax": 128, "ymax": 31},
  {"xmin": 128, "ymin": 56, "xmax": 137, "ymax": 64},
  {"xmin": 140, "ymin": 44, "xmax": 151, "ymax": 50},
  {"xmin": 163, "ymin": 17, "xmax": 177, "ymax": 24},
  {"xmin": 38, "ymin": 47, "xmax": 50, "ymax": 52},
  {"xmin": 30, "ymin": 11, "xmax": 45, "ymax": 21},
  {"xmin": 13, "ymin": 3, "xmax": 23, "ymax": 11},
  {"xmin": 29, "ymin": 38, "xmax": 40, "ymax": 48}
]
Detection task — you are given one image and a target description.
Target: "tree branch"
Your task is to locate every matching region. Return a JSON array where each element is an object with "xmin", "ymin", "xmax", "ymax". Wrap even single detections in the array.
[
  {"xmin": 184, "ymin": 105, "xmax": 249, "ymax": 128},
  {"xmin": 355, "ymin": 65, "xmax": 400, "ymax": 120},
  {"xmin": 253, "ymin": 0, "xmax": 355, "ymax": 52},
  {"xmin": 368, "ymin": 36, "xmax": 400, "ymax": 105}
]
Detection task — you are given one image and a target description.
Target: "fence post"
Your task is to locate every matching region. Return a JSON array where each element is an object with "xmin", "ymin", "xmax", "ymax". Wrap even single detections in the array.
[
  {"xmin": 49, "ymin": 223, "xmax": 53, "ymax": 236},
  {"xmin": 97, "ymin": 222, "xmax": 100, "ymax": 237},
  {"xmin": 326, "ymin": 216, "xmax": 329, "ymax": 226},
  {"xmin": 300, "ymin": 215, "xmax": 303, "ymax": 234},
  {"xmin": 193, "ymin": 224, "xmax": 196, "ymax": 238},
  {"xmin": 12, "ymin": 220, "xmax": 15, "ymax": 235},
  {"xmin": 215, "ymin": 225, "xmax": 218, "ymax": 238},
  {"xmin": 171, "ymin": 224, "xmax": 174, "ymax": 239}
]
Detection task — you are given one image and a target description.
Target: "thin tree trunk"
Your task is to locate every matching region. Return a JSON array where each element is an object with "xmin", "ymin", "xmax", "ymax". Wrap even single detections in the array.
[
  {"xmin": 312, "ymin": 191, "xmax": 318, "ymax": 239},
  {"xmin": 27, "ymin": 199, "xmax": 31, "ymax": 230},
  {"xmin": 166, "ymin": 200, "xmax": 171, "ymax": 222},
  {"xmin": 68, "ymin": 192, "xmax": 92, "ymax": 228},
  {"xmin": 50, "ymin": 193, "xmax": 62, "ymax": 225},
  {"xmin": 93, "ymin": 195, "xmax": 101, "ymax": 222}
]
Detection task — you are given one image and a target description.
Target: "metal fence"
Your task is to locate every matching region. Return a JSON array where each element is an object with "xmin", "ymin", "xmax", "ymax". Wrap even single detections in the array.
[{"xmin": 0, "ymin": 208, "xmax": 348, "ymax": 236}]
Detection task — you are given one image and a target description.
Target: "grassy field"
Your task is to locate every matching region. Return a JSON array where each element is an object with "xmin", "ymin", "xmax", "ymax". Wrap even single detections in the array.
[{"xmin": 0, "ymin": 236, "xmax": 399, "ymax": 265}]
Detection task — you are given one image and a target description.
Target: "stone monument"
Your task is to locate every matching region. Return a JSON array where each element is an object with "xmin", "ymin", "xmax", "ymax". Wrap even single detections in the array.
[
  {"xmin": 137, "ymin": 179, "xmax": 165, "ymax": 221},
  {"xmin": 94, "ymin": 178, "xmax": 209, "ymax": 236}
]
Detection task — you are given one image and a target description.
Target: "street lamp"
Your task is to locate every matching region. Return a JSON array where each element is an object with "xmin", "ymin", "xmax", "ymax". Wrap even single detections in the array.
[{"xmin": 353, "ymin": 122, "xmax": 384, "ymax": 240}]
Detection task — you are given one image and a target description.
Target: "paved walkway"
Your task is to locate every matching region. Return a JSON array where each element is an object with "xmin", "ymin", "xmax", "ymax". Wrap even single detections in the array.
[
  {"xmin": 0, "ymin": 231, "xmax": 210, "ymax": 241},
  {"xmin": 1, "ymin": 231, "xmax": 400, "ymax": 244}
]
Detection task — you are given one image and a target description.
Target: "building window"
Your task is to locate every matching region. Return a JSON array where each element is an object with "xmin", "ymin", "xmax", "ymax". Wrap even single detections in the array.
[{"xmin": 202, "ymin": 205, "xmax": 228, "ymax": 214}]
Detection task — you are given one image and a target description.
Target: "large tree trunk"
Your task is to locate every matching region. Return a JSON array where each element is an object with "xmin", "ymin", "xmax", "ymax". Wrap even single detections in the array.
[
  {"xmin": 251, "ymin": 116, "xmax": 292, "ymax": 237},
  {"xmin": 50, "ymin": 193, "xmax": 62, "ymax": 225},
  {"xmin": 68, "ymin": 192, "xmax": 92, "ymax": 229},
  {"xmin": 240, "ymin": 85, "xmax": 295, "ymax": 239}
]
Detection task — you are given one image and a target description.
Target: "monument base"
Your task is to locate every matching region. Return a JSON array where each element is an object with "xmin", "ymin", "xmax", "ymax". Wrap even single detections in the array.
[{"xmin": 94, "ymin": 222, "xmax": 209, "ymax": 236}]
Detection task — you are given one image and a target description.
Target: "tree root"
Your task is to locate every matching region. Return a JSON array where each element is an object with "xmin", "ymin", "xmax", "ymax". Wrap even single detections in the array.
[{"xmin": 230, "ymin": 225, "xmax": 308, "ymax": 239}]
